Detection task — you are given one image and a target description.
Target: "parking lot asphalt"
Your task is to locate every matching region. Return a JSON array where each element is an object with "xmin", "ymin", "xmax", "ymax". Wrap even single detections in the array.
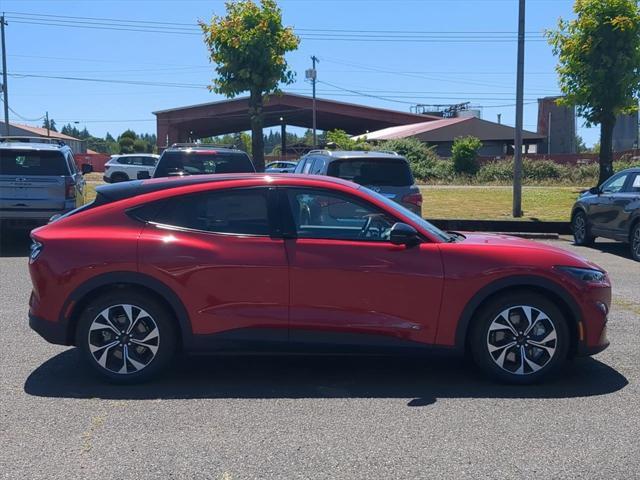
[{"xmin": 0, "ymin": 230, "xmax": 638, "ymax": 479}]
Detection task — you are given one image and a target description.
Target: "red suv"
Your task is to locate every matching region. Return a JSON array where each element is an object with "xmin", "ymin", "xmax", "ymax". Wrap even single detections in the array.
[{"xmin": 28, "ymin": 174, "xmax": 611, "ymax": 384}]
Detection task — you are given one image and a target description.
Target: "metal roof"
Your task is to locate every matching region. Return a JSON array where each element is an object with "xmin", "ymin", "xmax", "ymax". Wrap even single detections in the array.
[{"xmin": 354, "ymin": 116, "xmax": 545, "ymax": 142}]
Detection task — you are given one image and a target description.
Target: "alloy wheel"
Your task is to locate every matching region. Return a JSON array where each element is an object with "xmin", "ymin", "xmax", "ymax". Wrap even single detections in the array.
[
  {"xmin": 486, "ymin": 305, "xmax": 558, "ymax": 376},
  {"xmin": 87, "ymin": 304, "xmax": 160, "ymax": 375},
  {"xmin": 573, "ymin": 214, "xmax": 586, "ymax": 243},
  {"xmin": 633, "ymin": 226, "xmax": 640, "ymax": 260}
]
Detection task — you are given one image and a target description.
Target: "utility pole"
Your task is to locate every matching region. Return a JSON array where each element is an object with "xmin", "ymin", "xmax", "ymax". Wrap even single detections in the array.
[
  {"xmin": 513, "ymin": 0, "xmax": 525, "ymax": 218},
  {"xmin": 1, "ymin": 14, "xmax": 9, "ymax": 136},
  {"xmin": 45, "ymin": 111, "xmax": 50, "ymax": 137},
  {"xmin": 306, "ymin": 56, "xmax": 319, "ymax": 148},
  {"xmin": 497, "ymin": 113, "xmax": 502, "ymax": 125},
  {"xmin": 547, "ymin": 111, "xmax": 552, "ymax": 154}
]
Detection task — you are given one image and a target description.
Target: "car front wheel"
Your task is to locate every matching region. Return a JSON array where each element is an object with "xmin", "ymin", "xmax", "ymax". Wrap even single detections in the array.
[
  {"xmin": 470, "ymin": 293, "xmax": 569, "ymax": 384},
  {"xmin": 76, "ymin": 291, "xmax": 177, "ymax": 383},
  {"xmin": 631, "ymin": 222, "xmax": 640, "ymax": 262},
  {"xmin": 572, "ymin": 211, "xmax": 594, "ymax": 246}
]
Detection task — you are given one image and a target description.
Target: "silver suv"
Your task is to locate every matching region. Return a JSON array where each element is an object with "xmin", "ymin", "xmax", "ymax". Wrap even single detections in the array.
[
  {"xmin": 294, "ymin": 150, "xmax": 423, "ymax": 215},
  {"xmin": 0, "ymin": 137, "xmax": 92, "ymax": 227}
]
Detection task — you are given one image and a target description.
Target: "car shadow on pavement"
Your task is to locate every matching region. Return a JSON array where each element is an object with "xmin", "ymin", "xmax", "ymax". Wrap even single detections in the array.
[
  {"xmin": 572, "ymin": 239, "xmax": 634, "ymax": 261},
  {"xmin": 24, "ymin": 350, "xmax": 628, "ymax": 406},
  {"xmin": 0, "ymin": 228, "xmax": 31, "ymax": 257}
]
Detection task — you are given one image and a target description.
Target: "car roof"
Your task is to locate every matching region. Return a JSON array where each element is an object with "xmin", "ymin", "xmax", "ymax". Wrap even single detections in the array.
[
  {"xmin": 163, "ymin": 145, "xmax": 243, "ymax": 154},
  {"xmin": 0, "ymin": 141, "xmax": 69, "ymax": 151},
  {"xmin": 305, "ymin": 150, "xmax": 405, "ymax": 161},
  {"xmin": 618, "ymin": 167, "xmax": 640, "ymax": 174},
  {"xmin": 111, "ymin": 153, "xmax": 159, "ymax": 157},
  {"xmin": 95, "ymin": 173, "xmax": 358, "ymax": 204}
]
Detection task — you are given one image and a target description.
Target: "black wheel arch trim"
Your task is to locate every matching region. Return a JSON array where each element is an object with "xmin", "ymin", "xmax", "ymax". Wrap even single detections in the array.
[
  {"xmin": 61, "ymin": 271, "xmax": 193, "ymax": 347},
  {"xmin": 454, "ymin": 275, "xmax": 582, "ymax": 353}
]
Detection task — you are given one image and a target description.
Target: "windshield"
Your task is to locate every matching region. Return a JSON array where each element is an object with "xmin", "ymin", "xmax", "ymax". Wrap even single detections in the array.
[
  {"xmin": 154, "ymin": 150, "xmax": 255, "ymax": 177},
  {"xmin": 363, "ymin": 187, "xmax": 451, "ymax": 242},
  {"xmin": 0, "ymin": 149, "xmax": 69, "ymax": 176},
  {"xmin": 327, "ymin": 158, "xmax": 413, "ymax": 186}
]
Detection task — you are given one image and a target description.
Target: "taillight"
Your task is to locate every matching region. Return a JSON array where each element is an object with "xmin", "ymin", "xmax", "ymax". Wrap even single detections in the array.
[
  {"xmin": 402, "ymin": 192, "xmax": 423, "ymax": 207},
  {"xmin": 65, "ymin": 178, "xmax": 76, "ymax": 200}
]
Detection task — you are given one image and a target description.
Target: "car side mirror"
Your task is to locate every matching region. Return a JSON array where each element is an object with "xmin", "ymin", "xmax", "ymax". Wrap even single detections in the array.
[
  {"xmin": 389, "ymin": 222, "xmax": 421, "ymax": 246},
  {"xmin": 81, "ymin": 163, "xmax": 93, "ymax": 175},
  {"xmin": 137, "ymin": 171, "xmax": 151, "ymax": 180},
  {"xmin": 588, "ymin": 186, "xmax": 601, "ymax": 195}
]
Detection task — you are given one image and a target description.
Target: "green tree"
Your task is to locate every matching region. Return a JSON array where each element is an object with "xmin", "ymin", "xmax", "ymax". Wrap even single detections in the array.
[
  {"xmin": 200, "ymin": 0, "xmax": 299, "ymax": 171},
  {"xmin": 451, "ymin": 136, "xmax": 482, "ymax": 174},
  {"xmin": 42, "ymin": 118, "xmax": 57, "ymax": 132},
  {"xmin": 325, "ymin": 129, "xmax": 370, "ymax": 151},
  {"xmin": 547, "ymin": 0, "xmax": 640, "ymax": 184}
]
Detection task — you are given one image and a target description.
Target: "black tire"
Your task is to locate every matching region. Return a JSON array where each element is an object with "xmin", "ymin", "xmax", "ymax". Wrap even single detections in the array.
[
  {"xmin": 470, "ymin": 292, "xmax": 570, "ymax": 384},
  {"xmin": 76, "ymin": 290, "xmax": 177, "ymax": 383},
  {"xmin": 631, "ymin": 222, "xmax": 640, "ymax": 262},
  {"xmin": 110, "ymin": 172, "xmax": 129, "ymax": 183},
  {"xmin": 572, "ymin": 210, "xmax": 595, "ymax": 246}
]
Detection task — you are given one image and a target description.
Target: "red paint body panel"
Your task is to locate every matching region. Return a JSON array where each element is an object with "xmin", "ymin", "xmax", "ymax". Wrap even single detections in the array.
[{"xmin": 28, "ymin": 174, "xmax": 611, "ymax": 356}]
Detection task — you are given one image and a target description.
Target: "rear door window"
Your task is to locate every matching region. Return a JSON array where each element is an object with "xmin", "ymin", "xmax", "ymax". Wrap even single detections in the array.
[
  {"xmin": 0, "ymin": 150, "xmax": 69, "ymax": 176},
  {"xmin": 153, "ymin": 188, "xmax": 271, "ymax": 236},
  {"xmin": 327, "ymin": 158, "xmax": 413, "ymax": 186},
  {"xmin": 154, "ymin": 150, "xmax": 255, "ymax": 177}
]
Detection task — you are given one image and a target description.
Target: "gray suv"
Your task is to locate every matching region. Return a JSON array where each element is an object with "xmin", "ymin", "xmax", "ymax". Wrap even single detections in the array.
[
  {"xmin": 0, "ymin": 137, "xmax": 92, "ymax": 228},
  {"xmin": 294, "ymin": 150, "xmax": 423, "ymax": 215}
]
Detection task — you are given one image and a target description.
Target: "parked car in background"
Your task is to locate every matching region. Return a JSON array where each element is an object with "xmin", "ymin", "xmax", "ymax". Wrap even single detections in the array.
[
  {"xmin": 103, "ymin": 154, "xmax": 159, "ymax": 183},
  {"xmin": 140, "ymin": 143, "xmax": 255, "ymax": 179},
  {"xmin": 571, "ymin": 167, "xmax": 640, "ymax": 261},
  {"xmin": 29, "ymin": 173, "xmax": 610, "ymax": 384},
  {"xmin": 294, "ymin": 150, "xmax": 423, "ymax": 215},
  {"xmin": 266, "ymin": 161, "xmax": 297, "ymax": 173},
  {"xmin": 0, "ymin": 137, "xmax": 92, "ymax": 228}
]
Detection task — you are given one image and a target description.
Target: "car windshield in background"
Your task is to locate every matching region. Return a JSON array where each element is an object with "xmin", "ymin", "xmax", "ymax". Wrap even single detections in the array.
[
  {"xmin": 364, "ymin": 187, "xmax": 452, "ymax": 243},
  {"xmin": 327, "ymin": 158, "xmax": 413, "ymax": 186},
  {"xmin": 0, "ymin": 150, "xmax": 68, "ymax": 176},
  {"xmin": 154, "ymin": 150, "xmax": 255, "ymax": 177}
]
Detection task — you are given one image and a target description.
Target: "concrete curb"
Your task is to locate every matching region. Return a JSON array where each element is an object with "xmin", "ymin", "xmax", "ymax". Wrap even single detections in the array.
[{"xmin": 427, "ymin": 219, "xmax": 571, "ymax": 235}]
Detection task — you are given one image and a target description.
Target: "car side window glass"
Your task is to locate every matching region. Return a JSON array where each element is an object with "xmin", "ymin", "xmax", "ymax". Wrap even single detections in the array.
[
  {"xmin": 302, "ymin": 159, "xmax": 313, "ymax": 174},
  {"xmin": 286, "ymin": 189, "xmax": 394, "ymax": 242},
  {"xmin": 154, "ymin": 189, "xmax": 271, "ymax": 236},
  {"xmin": 630, "ymin": 173, "xmax": 640, "ymax": 193},
  {"xmin": 66, "ymin": 152, "xmax": 77, "ymax": 174},
  {"xmin": 311, "ymin": 158, "xmax": 324, "ymax": 174},
  {"xmin": 601, "ymin": 174, "xmax": 628, "ymax": 194}
]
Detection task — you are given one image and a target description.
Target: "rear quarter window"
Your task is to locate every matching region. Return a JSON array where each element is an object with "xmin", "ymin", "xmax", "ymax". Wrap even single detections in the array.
[{"xmin": 0, "ymin": 150, "xmax": 69, "ymax": 176}]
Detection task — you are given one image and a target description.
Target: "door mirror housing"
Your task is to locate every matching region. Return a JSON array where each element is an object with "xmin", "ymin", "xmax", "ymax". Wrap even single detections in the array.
[
  {"xmin": 137, "ymin": 171, "xmax": 151, "ymax": 180},
  {"xmin": 389, "ymin": 222, "xmax": 421, "ymax": 246},
  {"xmin": 81, "ymin": 163, "xmax": 93, "ymax": 175},
  {"xmin": 588, "ymin": 186, "xmax": 601, "ymax": 195}
]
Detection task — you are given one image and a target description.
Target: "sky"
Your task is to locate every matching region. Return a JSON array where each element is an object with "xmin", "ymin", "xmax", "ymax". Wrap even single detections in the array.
[{"xmin": 0, "ymin": 0, "xmax": 601, "ymax": 146}]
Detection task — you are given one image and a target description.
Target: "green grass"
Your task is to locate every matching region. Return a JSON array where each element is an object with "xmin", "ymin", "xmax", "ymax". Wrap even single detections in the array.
[
  {"xmin": 83, "ymin": 179, "xmax": 581, "ymax": 222},
  {"xmin": 420, "ymin": 185, "xmax": 584, "ymax": 221}
]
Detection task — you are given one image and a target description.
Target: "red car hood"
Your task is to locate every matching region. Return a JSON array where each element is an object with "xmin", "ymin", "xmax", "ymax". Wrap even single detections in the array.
[{"xmin": 457, "ymin": 232, "xmax": 604, "ymax": 270}]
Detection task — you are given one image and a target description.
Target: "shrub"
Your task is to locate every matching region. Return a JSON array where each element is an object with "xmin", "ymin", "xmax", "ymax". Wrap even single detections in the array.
[
  {"xmin": 451, "ymin": 136, "xmax": 482, "ymax": 174},
  {"xmin": 379, "ymin": 138, "xmax": 438, "ymax": 181}
]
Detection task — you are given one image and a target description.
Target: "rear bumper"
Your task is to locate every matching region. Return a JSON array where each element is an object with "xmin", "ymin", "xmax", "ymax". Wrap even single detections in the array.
[
  {"xmin": 0, "ymin": 208, "xmax": 68, "ymax": 221},
  {"xmin": 29, "ymin": 314, "xmax": 69, "ymax": 345}
]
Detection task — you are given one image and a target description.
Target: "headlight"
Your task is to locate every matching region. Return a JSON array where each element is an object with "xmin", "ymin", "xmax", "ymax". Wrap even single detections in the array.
[
  {"xmin": 29, "ymin": 239, "xmax": 43, "ymax": 262},
  {"xmin": 555, "ymin": 266, "xmax": 607, "ymax": 283}
]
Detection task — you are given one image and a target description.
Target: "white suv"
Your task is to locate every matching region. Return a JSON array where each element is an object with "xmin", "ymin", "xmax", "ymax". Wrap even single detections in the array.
[{"xmin": 103, "ymin": 154, "xmax": 159, "ymax": 183}]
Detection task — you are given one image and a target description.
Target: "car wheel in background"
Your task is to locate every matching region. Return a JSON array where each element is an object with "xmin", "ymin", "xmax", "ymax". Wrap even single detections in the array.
[
  {"xmin": 631, "ymin": 222, "xmax": 640, "ymax": 262},
  {"xmin": 572, "ymin": 211, "xmax": 595, "ymax": 246},
  {"xmin": 76, "ymin": 291, "xmax": 177, "ymax": 383},
  {"xmin": 470, "ymin": 292, "xmax": 569, "ymax": 384},
  {"xmin": 110, "ymin": 172, "xmax": 129, "ymax": 183}
]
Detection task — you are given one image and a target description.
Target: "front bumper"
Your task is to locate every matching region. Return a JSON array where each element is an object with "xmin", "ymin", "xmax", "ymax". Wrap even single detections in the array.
[{"xmin": 29, "ymin": 314, "xmax": 69, "ymax": 345}]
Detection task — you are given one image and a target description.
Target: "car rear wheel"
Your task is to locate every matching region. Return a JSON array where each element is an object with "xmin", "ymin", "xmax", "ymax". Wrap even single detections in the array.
[
  {"xmin": 110, "ymin": 172, "xmax": 129, "ymax": 183},
  {"xmin": 631, "ymin": 222, "xmax": 640, "ymax": 262},
  {"xmin": 470, "ymin": 293, "xmax": 569, "ymax": 384},
  {"xmin": 76, "ymin": 291, "xmax": 177, "ymax": 383},
  {"xmin": 572, "ymin": 211, "xmax": 594, "ymax": 246}
]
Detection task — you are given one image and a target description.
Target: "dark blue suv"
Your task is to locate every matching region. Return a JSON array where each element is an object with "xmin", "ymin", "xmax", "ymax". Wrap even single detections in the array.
[{"xmin": 571, "ymin": 167, "xmax": 640, "ymax": 261}]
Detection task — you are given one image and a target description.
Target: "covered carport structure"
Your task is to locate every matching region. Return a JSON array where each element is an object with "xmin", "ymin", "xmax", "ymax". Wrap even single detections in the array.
[{"xmin": 153, "ymin": 92, "xmax": 438, "ymax": 148}]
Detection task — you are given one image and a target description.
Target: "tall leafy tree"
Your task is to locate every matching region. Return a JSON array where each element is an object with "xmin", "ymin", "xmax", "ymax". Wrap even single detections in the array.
[
  {"xmin": 547, "ymin": 0, "xmax": 640, "ymax": 184},
  {"xmin": 200, "ymin": 0, "xmax": 299, "ymax": 171}
]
